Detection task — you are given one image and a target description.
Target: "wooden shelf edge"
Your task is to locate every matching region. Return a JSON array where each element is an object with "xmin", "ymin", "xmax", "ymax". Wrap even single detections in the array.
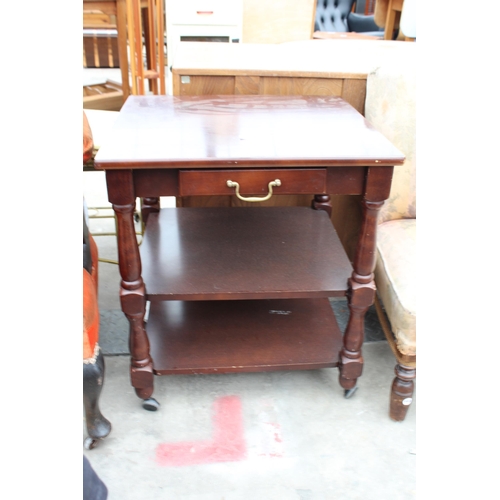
[{"xmin": 147, "ymin": 298, "xmax": 343, "ymax": 375}]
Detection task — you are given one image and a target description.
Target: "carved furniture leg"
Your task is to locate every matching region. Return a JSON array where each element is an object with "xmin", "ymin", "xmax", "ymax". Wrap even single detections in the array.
[
  {"xmin": 114, "ymin": 201, "xmax": 159, "ymax": 410},
  {"xmin": 339, "ymin": 199, "xmax": 384, "ymax": 397},
  {"xmin": 390, "ymin": 363, "xmax": 416, "ymax": 421},
  {"xmin": 107, "ymin": 171, "xmax": 159, "ymax": 410},
  {"xmin": 83, "ymin": 350, "xmax": 111, "ymax": 449}
]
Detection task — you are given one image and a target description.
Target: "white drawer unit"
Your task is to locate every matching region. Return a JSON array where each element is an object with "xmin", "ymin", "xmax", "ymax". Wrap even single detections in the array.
[
  {"xmin": 168, "ymin": 0, "xmax": 242, "ymax": 26},
  {"xmin": 165, "ymin": 0, "xmax": 243, "ymax": 94}
]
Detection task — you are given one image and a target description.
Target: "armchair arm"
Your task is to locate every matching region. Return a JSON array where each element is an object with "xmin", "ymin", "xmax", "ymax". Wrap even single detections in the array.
[{"xmin": 313, "ymin": 31, "xmax": 381, "ymax": 40}]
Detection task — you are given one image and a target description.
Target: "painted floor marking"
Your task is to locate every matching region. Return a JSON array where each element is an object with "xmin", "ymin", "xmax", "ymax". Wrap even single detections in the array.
[{"xmin": 156, "ymin": 395, "xmax": 247, "ymax": 467}]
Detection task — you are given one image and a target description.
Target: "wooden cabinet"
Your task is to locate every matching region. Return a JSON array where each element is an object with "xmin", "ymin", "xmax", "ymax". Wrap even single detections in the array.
[{"xmin": 172, "ymin": 41, "xmax": 368, "ymax": 113}]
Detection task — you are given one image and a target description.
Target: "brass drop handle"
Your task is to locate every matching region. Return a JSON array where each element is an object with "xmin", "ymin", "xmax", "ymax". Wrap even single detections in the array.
[{"xmin": 226, "ymin": 179, "xmax": 281, "ymax": 202}]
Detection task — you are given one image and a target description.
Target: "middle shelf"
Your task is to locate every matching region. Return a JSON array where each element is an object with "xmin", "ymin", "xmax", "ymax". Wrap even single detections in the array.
[{"xmin": 140, "ymin": 206, "xmax": 353, "ymax": 301}]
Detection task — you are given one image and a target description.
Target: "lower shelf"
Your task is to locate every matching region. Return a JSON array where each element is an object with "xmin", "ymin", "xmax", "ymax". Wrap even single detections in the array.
[{"xmin": 147, "ymin": 298, "xmax": 343, "ymax": 375}]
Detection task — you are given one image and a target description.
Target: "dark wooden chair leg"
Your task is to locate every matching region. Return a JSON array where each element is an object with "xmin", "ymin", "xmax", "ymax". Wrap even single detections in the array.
[
  {"xmin": 390, "ymin": 363, "xmax": 416, "ymax": 422},
  {"xmin": 83, "ymin": 350, "xmax": 112, "ymax": 449}
]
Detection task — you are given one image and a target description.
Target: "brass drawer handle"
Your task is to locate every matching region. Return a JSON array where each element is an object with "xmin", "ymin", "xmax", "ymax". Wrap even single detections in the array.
[{"xmin": 226, "ymin": 179, "xmax": 281, "ymax": 202}]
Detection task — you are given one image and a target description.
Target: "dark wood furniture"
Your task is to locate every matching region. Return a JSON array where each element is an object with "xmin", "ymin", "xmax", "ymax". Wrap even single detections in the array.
[{"xmin": 94, "ymin": 95, "xmax": 404, "ymax": 409}]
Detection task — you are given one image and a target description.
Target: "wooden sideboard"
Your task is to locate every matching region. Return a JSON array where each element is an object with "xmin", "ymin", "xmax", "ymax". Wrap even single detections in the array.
[
  {"xmin": 170, "ymin": 39, "xmax": 408, "ymax": 258},
  {"xmin": 172, "ymin": 40, "xmax": 375, "ymax": 113}
]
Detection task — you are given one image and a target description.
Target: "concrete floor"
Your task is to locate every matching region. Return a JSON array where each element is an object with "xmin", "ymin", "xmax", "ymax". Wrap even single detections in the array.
[
  {"xmin": 83, "ymin": 68, "xmax": 416, "ymax": 499},
  {"xmin": 84, "ymin": 348, "xmax": 415, "ymax": 500}
]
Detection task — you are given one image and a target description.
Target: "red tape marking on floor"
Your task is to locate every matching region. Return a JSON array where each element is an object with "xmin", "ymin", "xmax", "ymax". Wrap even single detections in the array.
[{"xmin": 156, "ymin": 395, "xmax": 247, "ymax": 467}]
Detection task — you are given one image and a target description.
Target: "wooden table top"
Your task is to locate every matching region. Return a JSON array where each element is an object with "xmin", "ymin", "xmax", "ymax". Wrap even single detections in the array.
[{"xmin": 94, "ymin": 95, "xmax": 405, "ymax": 169}]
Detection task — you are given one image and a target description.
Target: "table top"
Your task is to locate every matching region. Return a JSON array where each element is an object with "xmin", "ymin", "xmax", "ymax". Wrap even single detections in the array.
[{"xmin": 94, "ymin": 95, "xmax": 405, "ymax": 169}]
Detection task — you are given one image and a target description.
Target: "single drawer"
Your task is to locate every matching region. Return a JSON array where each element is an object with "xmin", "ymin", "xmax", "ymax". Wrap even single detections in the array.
[
  {"xmin": 179, "ymin": 169, "xmax": 327, "ymax": 197},
  {"xmin": 169, "ymin": 0, "xmax": 242, "ymax": 26}
]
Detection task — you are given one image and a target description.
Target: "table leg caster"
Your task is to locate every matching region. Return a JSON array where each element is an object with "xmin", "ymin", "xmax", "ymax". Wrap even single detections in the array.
[
  {"xmin": 344, "ymin": 386, "xmax": 358, "ymax": 399},
  {"xmin": 142, "ymin": 397, "xmax": 160, "ymax": 411}
]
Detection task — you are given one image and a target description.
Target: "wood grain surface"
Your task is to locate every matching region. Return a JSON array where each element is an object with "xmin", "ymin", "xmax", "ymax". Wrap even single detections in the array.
[{"xmin": 94, "ymin": 95, "xmax": 405, "ymax": 168}]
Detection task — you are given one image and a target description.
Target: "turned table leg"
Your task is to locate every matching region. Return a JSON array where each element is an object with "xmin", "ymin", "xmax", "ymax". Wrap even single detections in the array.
[
  {"xmin": 141, "ymin": 197, "xmax": 160, "ymax": 225},
  {"xmin": 107, "ymin": 171, "xmax": 158, "ymax": 410},
  {"xmin": 312, "ymin": 194, "xmax": 332, "ymax": 217},
  {"xmin": 339, "ymin": 199, "xmax": 384, "ymax": 396},
  {"xmin": 338, "ymin": 166, "xmax": 393, "ymax": 396}
]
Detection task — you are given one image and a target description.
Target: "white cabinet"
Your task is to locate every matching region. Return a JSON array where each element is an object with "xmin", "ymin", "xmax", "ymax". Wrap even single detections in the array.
[{"xmin": 165, "ymin": 0, "xmax": 243, "ymax": 94}]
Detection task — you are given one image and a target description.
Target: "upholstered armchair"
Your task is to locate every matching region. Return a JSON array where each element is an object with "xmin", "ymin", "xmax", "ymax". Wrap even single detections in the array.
[
  {"xmin": 364, "ymin": 57, "xmax": 416, "ymax": 421},
  {"xmin": 314, "ymin": 0, "xmax": 383, "ymax": 36},
  {"xmin": 83, "ymin": 111, "xmax": 112, "ymax": 448}
]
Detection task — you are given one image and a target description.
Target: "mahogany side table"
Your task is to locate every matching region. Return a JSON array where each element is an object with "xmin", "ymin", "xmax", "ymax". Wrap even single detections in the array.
[{"xmin": 94, "ymin": 95, "xmax": 404, "ymax": 410}]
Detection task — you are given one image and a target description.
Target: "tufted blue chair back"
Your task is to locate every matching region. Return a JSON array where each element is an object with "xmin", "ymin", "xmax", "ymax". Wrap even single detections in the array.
[{"xmin": 315, "ymin": 0, "xmax": 356, "ymax": 32}]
